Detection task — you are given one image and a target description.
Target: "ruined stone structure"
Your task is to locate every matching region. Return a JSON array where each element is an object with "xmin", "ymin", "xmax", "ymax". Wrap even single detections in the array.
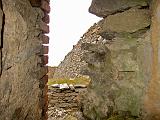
[
  {"xmin": 0, "ymin": 0, "xmax": 160, "ymax": 120},
  {"xmin": 80, "ymin": 0, "xmax": 160, "ymax": 120},
  {"xmin": 0, "ymin": 0, "xmax": 49, "ymax": 119},
  {"xmin": 53, "ymin": 23, "xmax": 104, "ymax": 79},
  {"xmin": 48, "ymin": 86, "xmax": 87, "ymax": 120},
  {"xmin": 52, "ymin": 0, "xmax": 160, "ymax": 119}
]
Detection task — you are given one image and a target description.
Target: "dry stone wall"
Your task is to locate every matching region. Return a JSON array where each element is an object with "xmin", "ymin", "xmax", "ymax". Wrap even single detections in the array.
[
  {"xmin": 80, "ymin": 0, "xmax": 154, "ymax": 120},
  {"xmin": 0, "ymin": 0, "xmax": 50, "ymax": 119},
  {"xmin": 143, "ymin": 1, "xmax": 160, "ymax": 119},
  {"xmin": 53, "ymin": 23, "xmax": 106, "ymax": 79},
  {"xmin": 48, "ymin": 86, "xmax": 87, "ymax": 120},
  {"xmin": 89, "ymin": 0, "xmax": 149, "ymax": 17},
  {"xmin": 48, "ymin": 87, "xmax": 82, "ymax": 111}
]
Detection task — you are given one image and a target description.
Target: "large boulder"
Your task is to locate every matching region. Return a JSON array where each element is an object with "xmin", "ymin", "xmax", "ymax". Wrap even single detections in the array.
[{"xmin": 89, "ymin": 0, "xmax": 148, "ymax": 17}]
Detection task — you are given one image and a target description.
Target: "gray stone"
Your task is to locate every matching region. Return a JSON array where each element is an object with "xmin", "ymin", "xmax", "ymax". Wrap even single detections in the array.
[
  {"xmin": 53, "ymin": 23, "xmax": 102, "ymax": 79},
  {"xmin": 89, "ymin": 0, "xmax": 148, "ymax": 17},
  {"xmin": 80, "ymin": 30, "xmax": 151, "ymax": 119},
  {"xmin": 0, "ymin": 0, "xmax": 44, "ymax": 119},
  {"xmin": 99, "ymin": 8, "xmax": 150, "ymax": 34}
]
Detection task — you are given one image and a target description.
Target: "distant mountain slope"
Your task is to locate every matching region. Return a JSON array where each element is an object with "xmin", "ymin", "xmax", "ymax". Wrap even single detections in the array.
[{"xmin": 52, "ymin": 21, "xmax": 105, "ymax": 79}]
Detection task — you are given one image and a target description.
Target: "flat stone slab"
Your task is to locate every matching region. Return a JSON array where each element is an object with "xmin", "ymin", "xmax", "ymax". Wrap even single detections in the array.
[
  {"xmin": 89, "ymin": 0, "xmax": 148, "ymax": 17},
  {"xmin": 99, "ymin": 8, "xmax": 150, "ymax": 34}
]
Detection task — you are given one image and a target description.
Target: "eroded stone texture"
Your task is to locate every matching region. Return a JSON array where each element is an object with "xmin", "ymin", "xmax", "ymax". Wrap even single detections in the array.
[
  {"xmin": 0, "ymin": 0, "xmax": 46, "ymax": 119},
  {"xmin": 53, "ymin": 23, "xmax": 103, "ymax": 79},
  {"xmin": 81, "ymin": 3, "xmax": 152, "ymax": 119},
  {"xmin": 89, "ymin": 0, "xmax": 148, "ymax": 17},
  {"xmin": 99, "ymin": 8, "xmax": 150, "ymax": 33},
  {"xmin": 81, "ymin": 29, "xmax": 151, "ymax": 120}
]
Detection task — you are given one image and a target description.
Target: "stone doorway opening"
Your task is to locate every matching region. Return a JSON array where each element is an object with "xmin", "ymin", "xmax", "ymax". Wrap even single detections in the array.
[
  {"xmin": 47, "ymin": 0, "xmax": 100, "ymax": 119},
  {"xmin": 47, "ymin": 0, "xmax": 160, "ymax": 120}
]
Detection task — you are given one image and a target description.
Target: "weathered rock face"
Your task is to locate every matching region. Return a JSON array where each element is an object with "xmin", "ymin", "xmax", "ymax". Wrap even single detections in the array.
[
  {"xmin": 81, "ymin": 1, "xmax": 153, "ymax": 120},
  {"xmin": 81, "ymin": 30, "xmax": 151, "ymax": 120},
  {"xmin": 100, "ymin": 8, "xmax": 150, "ymax": 33},
  {"xmin": 53, "ymin": 23, "xmax": 104, "ymax": 79},
  {"xmin": 89, "ymin": 0, "xmax": 149, "ymax": 17},
  {"xmin": 0, "ymin": 0, "xmax": 49, "ymax": 119}
]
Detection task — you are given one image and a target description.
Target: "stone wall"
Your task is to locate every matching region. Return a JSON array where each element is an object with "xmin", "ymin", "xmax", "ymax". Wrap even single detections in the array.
[
  {"xmin": 48, "ymin": 86, "xmax": 87, "ymax": 120},
  {"xmin": 48, "ymin": 87, "xmax": 80, "ymax": 111},
  {"xmin": 80, "ymin": 0, "xmax": 156, "ymax": 120},
  {"xmin": 0, "ymin": 0, "xmax": 49, "ymax": 119},
  {"xmin": 53, "ymin": 23, "xmax": 105, "ymax": 79}
]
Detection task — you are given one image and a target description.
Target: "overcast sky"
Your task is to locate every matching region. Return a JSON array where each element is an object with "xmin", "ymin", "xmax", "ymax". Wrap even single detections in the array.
[{"xmin": 48, "ymin": 0, "xmax": 100, "ymax": 66}]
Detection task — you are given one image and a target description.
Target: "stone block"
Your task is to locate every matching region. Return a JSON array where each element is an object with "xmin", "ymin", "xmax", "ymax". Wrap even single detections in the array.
[
  {"xmin": 99, "ymin": 8, "xmax": 150, "ymax": 34},
  {"xmin": 43, "ymin": 45, "xmax": 49, "ymax": 54},
  {"xmin": 41, "ymin": 22, "xmax": 49, "ymax": 33},
  {"xmin": 89, "ymin": 0, "xmax": 148, "ymax": 17},
  {"xmin": 41, "ymin": 0, "xmax": 50, "ymax": 13},
  {"xmin": 43, "ymin": 13, "xmax": 50, "ymax": 24},
  {"xmin": 42, "ymin": 34, "xmax": 49, "ymax": 44}
]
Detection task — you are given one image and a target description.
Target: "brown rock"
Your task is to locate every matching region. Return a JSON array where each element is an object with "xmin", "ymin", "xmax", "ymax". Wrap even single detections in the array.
[{"xmin": 0, "ymin": 0, "xmax": 44, "ymax": 119}]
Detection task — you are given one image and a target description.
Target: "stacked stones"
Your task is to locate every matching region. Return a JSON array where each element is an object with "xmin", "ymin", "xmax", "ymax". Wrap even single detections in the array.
[
  {"xmin": 48, "ymin": 87, "xmax": 79, "ymax": 111},
  {"xmin": 48, "ymin": 85, "xmax": 87, "ymax": 120},
  {"xmin": 40, "ymin": 0, "xmax": 50, "ymax": 119},
  {"xmin": 53, "ymin": 23, "xmax": 106, "ymax": 79},
  {"xmin": 30, "ymin": 0, "xmax": 50, "ymax": 119}
]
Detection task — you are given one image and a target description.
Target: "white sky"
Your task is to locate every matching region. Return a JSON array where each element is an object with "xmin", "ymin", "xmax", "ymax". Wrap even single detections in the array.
[{"xmin": 48, "ymin": 0, "xmax": 100, "ymax": 66}]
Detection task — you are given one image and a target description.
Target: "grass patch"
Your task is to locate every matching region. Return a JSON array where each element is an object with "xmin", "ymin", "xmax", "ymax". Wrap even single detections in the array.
[{"xmin": 48, "ymin": 76, "xmax": 91, "ymax": 86}]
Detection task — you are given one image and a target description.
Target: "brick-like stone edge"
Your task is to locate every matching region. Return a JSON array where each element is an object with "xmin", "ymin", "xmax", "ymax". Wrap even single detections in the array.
[
  {"xmin": 20, "ymin": 0, "xmax": 50, "ymax": 119},
  {"xmin": 40, "ymin": 0, "xmax": 50, "ymax": 120}
]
